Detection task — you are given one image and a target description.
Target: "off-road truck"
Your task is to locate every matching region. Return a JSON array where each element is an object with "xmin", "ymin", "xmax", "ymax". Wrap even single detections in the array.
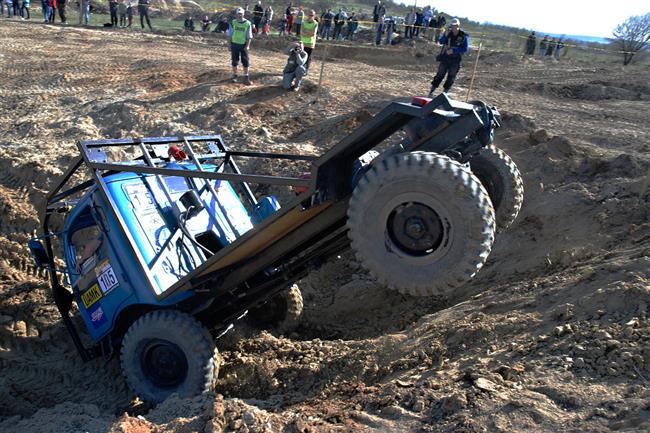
[{"xmin": 29, "ymin": 94, "xmax": 523, "ymax": 403}]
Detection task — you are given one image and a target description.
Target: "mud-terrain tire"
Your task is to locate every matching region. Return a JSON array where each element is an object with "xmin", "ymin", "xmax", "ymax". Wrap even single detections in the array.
[
  {"xmin": 248, "ymin": 284, "xmax": 303, "ymax": 334},
  {"xmin": 470, "ymin": 145, "xmax": 524, "ymax": 231},
  {"xmin": 121, "ymin": 310, "xmax": 220, "ymax": 404},
  {"xmin": 347, "ymin": 152, "xmax": 496, "ymax": 297}
]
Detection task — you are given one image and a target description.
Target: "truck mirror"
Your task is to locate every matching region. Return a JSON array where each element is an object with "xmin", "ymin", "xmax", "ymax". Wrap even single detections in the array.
[{"xmin": 28, "ymin": 239, "xmax": 50, "ymax": 268}]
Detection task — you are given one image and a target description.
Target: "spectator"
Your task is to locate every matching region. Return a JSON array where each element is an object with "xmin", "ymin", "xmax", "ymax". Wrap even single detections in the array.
[
  {"xmin": 554, "ymin": 38, "xmax": 564, "ymax": 60},
  {"xmin": 252, "ymin": 0, "xmax": 263, "ymax": 32},
  {"xmin": 264, "ymin": 5, "xmax": 272, "ymax": 22},
  {"xmin": 216, "ymin": 16, "xmax": 229, "ymax": 33},
  {"xmin": 55, "ymin": 0, "xmax": 65, "ymax": 23},
  {"xmin": 346, "ymin": 12, "xmax": 358, "ymax": 40},
  {"xmin": 40, "ymin": 0, "xmax": 47, "ymax": 21},
  {"xmin": 12, "ymin": 0, "xmax": 18, "ymax": 17},
  {"xmin": 285, "ymin": 3, "xmax": 293, "ymax": 35},
  {"xmin": 422, "ymin": 6, "xmax": 433, "ymax": 36},
  {"xmin": 546, "ymin": 37, "xmax": 556, "ymax": 57},
  {"xmin": 434, "ymin": 14, "xmax": 446, "ymax": 42},
  {"xmin": 333, "ymin": 8, "xmax": 347, "ymax": 41},
  {"xmin": 201, "ymin": 14, "xmax": 211, "ymax": 32},
  {"xmin": 282, "ymin": 41, "xmax": 308, "ymax": 91},
  {"xmin": 320, "ymin": 8, "xmax": 333, "ymax": 40},
  {"xmin": 525, "ymin": 31, "xmax": 536, "ymax": 56},
  {"xmin": 404, "ymin": 7, "xmax": 416, "ymax": 39},
  {"xmin": 278, "ymin": 13, "xmax": 287, "ymax": 36},
  {"xmin": 300, "ymin": 9, "xmax": 317, "ymax": 70},
  {"xmin": 375, "ymin": 15, "xmax": 385, "ymax": 46},
  {"xmin": 20, "ymin": 0, "xmax": 30, "ymax": 19},
  {"xmin": 372, "ymin": 0, "xmax": 385, "ymax": 23},
  {"xmin": 228, "ymin": 7, "xmax": 253, "ymax": 85},
  {"xmin": 109, "ymin": 0, "xmax": 117, "ymax": 26},
  {"xmin": 184, "ymin": 15, "xmax": 195, "ymax": 31},
  {"xmin": 294, "ymin": 5, "xmax": 304, "ymax": 35},
  {"xmin": 138, "ymin": 0, "xmax": 152, "ymax": 31},
  {"xmin": 539, "ymin": 35, "xmax": 548, "ymax": 58},
  {"xmin": 118, "ymin": 0, "xmax": 127, "ymax": 27},
  {"xmin": 385, "ymin": 15, "xmax": 395, "ymax": 45},
  {"xmin": 47, "ymin": 0, "xmax": 55, "ymax": 22},
  {"xmin": 81, "ymin": 0, "xmax": 90, "ymax": 25},
  {"xmin": 429, "ymin": 18, "xmax": 469, "ymax": 96},
  {"xmin": 4, "ymin": 0, "xmax": 13, "ymax": 17},
  {"xmin": 414, "ymin": 8, "xmax": 423, "ymax": 38},
  {"xmin": 126, "ymin": 0, "xmax": 133, "ymax": 27}
]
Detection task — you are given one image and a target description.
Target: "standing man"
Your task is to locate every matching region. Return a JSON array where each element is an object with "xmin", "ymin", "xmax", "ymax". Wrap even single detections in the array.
[
  {"xmin": 138, "ymin": 0, "xmax": 152, "ymax": 30},
  {"xmin": 525, "ymin": 31, "xmax": 536, "ymax": 56},
  {"xmin": 372, "ymin": 0, "xmax": 385, "ymax": 23},
  {"xmin": 229, "ymin": 7, "xmax": 253, "ymax": 85},
  {"xmin": 554, "ymin": 38, "xmax": 564, "ymax": 60},
  {"xmin": 428, "ymin": 18, "xmax": 469, "ymax": 96},
  {"xmin": 320, "ymin": 8, "xmax": 333, "ymax": 40},
  {"xmin": 81, "ymin": 0, "xmax": 90, "ymax": 25},
  {"xmin": 252, "ymin": 0, "xmax": 263, "ymax": 32},
  {"xmin": 333, "ymin": 8, "xmax": 346, "ymax": 41},
  {"xmin": 539, "ymin": 35, "xmax": 548, "ymax": 58},
  {"xmin": 300, "ymin": 9, "xmax": 317, "ymax": 71},
  {"xmin": 109, "ymin": 0, "xmax": 118, "ymax": 27},
  {"xmin": 55, "ymin": 0, "xmax": 65, "ymax": 23},
  {"xmin": 404, "ymin": 7, "xmax": 416, "ymax": 39}
]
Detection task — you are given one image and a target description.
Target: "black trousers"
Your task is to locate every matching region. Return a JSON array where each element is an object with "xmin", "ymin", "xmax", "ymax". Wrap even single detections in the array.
[
  {"xmin": 431, "ymin": 60, "xmax": 461, "ymax": 92},
  {"xmin": 57, "ymin": 3, "xmax": 65, "ymax": 22},
  {"xmin": 139, "ymin": 5, "xmax": 151, "ymax": 29},
  {"xmin": 304, "ymin": 46, "xmax": 313, "ymax": 70},
  {"xmin": 110, "ymin": 4, "xmax": 117, "ymax": 26}
]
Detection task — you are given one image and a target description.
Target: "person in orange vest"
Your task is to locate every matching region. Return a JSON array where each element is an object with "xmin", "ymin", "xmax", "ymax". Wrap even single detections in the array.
[{"xmin": 300, "ymin": 9, "xmax": 318, "ymax": 71}]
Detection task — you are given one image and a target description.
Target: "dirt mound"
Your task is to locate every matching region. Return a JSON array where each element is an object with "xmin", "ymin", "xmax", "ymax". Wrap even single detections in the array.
[{"xmin": 523, "ymin": 81, "xmax": 649, "ymax": 101}]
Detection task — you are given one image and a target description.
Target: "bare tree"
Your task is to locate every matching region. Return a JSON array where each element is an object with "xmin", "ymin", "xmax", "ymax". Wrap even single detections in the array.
[{"xmin": 612, "ymin": 13, "xmax": 650, "ymax": 65}]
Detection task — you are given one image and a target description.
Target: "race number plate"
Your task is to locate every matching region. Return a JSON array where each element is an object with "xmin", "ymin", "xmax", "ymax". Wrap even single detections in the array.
[{"xmin": 95, "ymin": 260, "xmax": 119, "ymax": 294}]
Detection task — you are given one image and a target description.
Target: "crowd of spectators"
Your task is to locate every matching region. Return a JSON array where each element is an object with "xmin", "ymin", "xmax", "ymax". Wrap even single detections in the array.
[{"xmin": 525, "ymin": 31, "xmax": 565, "ymax": 60}]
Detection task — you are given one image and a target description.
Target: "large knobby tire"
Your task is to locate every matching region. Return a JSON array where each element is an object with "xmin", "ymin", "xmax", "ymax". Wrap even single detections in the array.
[
  {"xmin": 469, "ymin": 145, "xmax": 524, "ymax": 231},
  {"xmin": 121, "ymin": 310, "xmax": 219, "ymax": 404},
  {"xmin": 347, "ymin": 152, "xmax": 496, "ymax": 297},
  {"xmin": 247, "ymin": 284, "xmax": 303, "ymax": 334}
]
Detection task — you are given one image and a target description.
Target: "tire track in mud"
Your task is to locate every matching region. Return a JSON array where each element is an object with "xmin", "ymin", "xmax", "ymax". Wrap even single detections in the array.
[{"xmin": 0, "ymin": 307, "xmax": 131, "ymax": 418}]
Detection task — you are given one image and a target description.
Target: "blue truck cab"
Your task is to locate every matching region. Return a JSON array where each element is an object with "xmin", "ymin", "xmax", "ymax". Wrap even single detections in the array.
[{"xmin": 63, "ymin": 161, "xmax": 279, "ymax": 343}]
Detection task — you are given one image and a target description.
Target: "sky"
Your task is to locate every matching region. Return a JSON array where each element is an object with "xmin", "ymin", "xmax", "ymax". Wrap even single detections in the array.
[{"xmin": 415, "ymin": 0, "xmax": 649, "ymax": 38}]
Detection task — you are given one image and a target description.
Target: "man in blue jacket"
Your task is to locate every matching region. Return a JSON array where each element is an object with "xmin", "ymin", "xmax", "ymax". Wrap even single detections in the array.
[{"xmin": 428, "ymin": 18, "xmax": 469, "ymax": 96}]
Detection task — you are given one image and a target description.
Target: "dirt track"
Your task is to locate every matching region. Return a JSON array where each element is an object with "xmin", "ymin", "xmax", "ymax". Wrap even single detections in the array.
[{"xmin": 0, "ymin": 21, "xmax": 649, "ymax": 433}]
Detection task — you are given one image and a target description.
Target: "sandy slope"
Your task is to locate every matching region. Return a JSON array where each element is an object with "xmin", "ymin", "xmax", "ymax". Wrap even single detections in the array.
[{"xmin": 0, "ymin": 21, "xmax": 649, "ymax": 433}]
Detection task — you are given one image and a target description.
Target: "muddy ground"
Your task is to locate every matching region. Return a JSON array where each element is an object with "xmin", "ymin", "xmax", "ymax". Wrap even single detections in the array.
[{"xmin": 0, "ymin": 21, "xmax": 649, "ymax": 433}]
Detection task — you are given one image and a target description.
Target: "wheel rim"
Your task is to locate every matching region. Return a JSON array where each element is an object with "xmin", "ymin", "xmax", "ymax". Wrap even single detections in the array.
[
  {"xmin": 140, "ymin": 339, "xmax": 189, "ymax": 388},
  {"xmin": 387, "ymin": 202, "xmax": 444, "ymax": 256}
]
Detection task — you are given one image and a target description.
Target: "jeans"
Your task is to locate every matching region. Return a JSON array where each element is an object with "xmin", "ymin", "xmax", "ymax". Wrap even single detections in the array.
[
  {"xmin": 82, "ymin": 3, "xmax": 89, "ymax": 24},
  {"xmin": 431, "ymin": 60, "xmax": 461, "ymax": 93},
  {"xmin": 109, "ymin": 3, "xmax": 117, "ymax": 26},
  {"xmin": 21, "ymin": 4, "xmax": 29, "ymax": 18},
  {"xmin": 321, "ymin": 24, "xmax": 331, "ymax": 39},
  {"xmin": 282, "ymin": 66, "xmax": 306, "ymax": 89}
]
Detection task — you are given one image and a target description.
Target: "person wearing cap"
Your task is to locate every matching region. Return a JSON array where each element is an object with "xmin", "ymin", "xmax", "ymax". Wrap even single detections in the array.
[
  {"xmin": 228, "ymin": 7, "xmax": 254, "ymax": 85},
  {"xmin": 282, "ymin": 41, "xmax": 308, "ymax": 91},
  {"xmin": 428, "ymin": 17, "xmax": 468, "ymax": 96},
  {"xmin": 300, "ymin": 9, "xmax": 318, "ymax": 70}
]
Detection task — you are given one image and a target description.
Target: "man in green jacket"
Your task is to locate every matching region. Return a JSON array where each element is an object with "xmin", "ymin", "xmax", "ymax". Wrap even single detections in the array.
[{"xmin": 228, "ymin": 7, "xmax": 253, "ymax": 85}]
